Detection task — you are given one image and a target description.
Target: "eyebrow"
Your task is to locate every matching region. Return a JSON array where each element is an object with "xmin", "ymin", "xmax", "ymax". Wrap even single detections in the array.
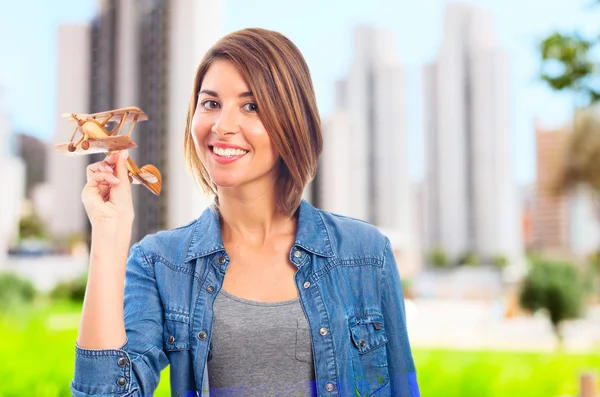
[{"xmin": 198, "ymin": 89, "xmax": 254, "ymax": 98}]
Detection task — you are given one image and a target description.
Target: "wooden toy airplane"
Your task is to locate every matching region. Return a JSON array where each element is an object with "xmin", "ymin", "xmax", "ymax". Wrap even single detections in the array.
[{"xmin": 55, "ymin": 106, "xmax": 162, "ymax": 196}]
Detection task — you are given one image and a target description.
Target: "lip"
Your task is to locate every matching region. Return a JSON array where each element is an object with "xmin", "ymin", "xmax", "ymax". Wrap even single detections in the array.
[
  {"xmin": 209, "ymin": 142, "xmax": 249, "ymax": 151},
  {"xmin": 208, "ymin": 143, "xmax": 249, "ymax": 165}
]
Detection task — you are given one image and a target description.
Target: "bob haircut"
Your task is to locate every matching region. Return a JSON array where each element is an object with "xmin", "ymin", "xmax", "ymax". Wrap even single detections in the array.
[{"xmin": 183, "ymin": 28, "xmax": 323, "ymax": 216}]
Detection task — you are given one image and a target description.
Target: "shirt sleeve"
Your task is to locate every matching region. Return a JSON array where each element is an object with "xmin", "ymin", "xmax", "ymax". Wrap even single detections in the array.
[
  {"xmin": 381, "ymin": 237, "xmax": 420, "ymax": 397},
  {"xmin": 71, "ymin": 243, "xmax": 169, "ymax": 396}
]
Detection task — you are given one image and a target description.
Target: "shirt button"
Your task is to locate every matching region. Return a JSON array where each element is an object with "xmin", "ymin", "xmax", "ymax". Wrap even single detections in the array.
[
  {"xmin": 217, "ymin": 256, "xmax": 226, "ymax": 264},
  {"xmin": 207, "ymin": 285, "xmax": 215, "ymax": 293},
  {"xmin": 167, "ymin": 335, "xmax": 175, "ymax": 344},
  {"xmin": 197, "ymin": 331, "xmax": 207, "ymax": 340},
  {"xmin": 303, "ymin": 281, "xmax": 311, "ymax": 289},
  {"xmin": 294, "ymin": 250, "xmax": 302, "ymax": 258},
  {"xmin": 320, "ymin": 327, "xmax": 328, "ymax": 336},
  {"xmin": 325, "ymin": 382, "xmax": 335, "ymax": 392},
  {"xmin": 117, "ymin": 377, "xmax": 127, "ymax": 387},
  {"xmin": 117, "ymin": 357, "xmax": 128, "ymax": 367},
  {"xmin": 359, "ymin": 339, "xmax": 367, "ymax": 348}
]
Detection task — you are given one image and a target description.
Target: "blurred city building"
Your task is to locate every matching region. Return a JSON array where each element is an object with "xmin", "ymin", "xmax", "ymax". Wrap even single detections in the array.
[
  {"xmin": 318, "ymin": 26, "xmax": 409, "ymax": 232},
  {"xmin": 0, "ymin": 90, "xmax": 26, "ymax": 265},
  {"xmin": 423, "ymin": 3, "xmax": 523, "ymax": 265},
  {"xmin": 313, "ymin": 26, "xmax": 421, "ymax": 275},
  {"xmin": 531, "ymin": 123, "xmax": 569, "ymax": 251},
  {"xmin": 48, "ymin": 24, "xmax": 90, "ymax": 242},
  {"xmin": 50, "ymin": 0, "xmax": 221, "ymax": 244},
  {"xmin": 532, "ymin": 121, "xmax": 600, "ymax": 256},
  {"xmin": 15, "ymin": 133, "xmax": 46, "ymax": 199},
  {"xmin": 519, "ymin": 184, "xmax": 535, "ymax": 250},
  {"xmin": 568, "ymin": 185, "xmax": 600, "ymax": 256}
]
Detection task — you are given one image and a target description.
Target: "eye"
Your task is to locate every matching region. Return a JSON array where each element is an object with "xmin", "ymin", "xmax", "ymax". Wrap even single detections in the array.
[
  {"xmin": 243, "ymin": 103, "xmax": 258, "ymax": 112},
  {"xmin": 201, "ymin": 100, "xmax": 219, "ymax": 110}
]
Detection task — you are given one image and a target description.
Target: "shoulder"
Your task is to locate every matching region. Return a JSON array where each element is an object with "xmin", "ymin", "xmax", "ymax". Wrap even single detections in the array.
[{"xmin": 316, "ymin": 208, "xmax": 389, "ymax": 260}]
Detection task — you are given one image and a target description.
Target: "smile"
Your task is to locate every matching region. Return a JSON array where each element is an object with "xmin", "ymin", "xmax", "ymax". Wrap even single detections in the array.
[
  {"xmin": 212, "ymin": 146, "xmax": 248, "ymax": 157},
  {"xmin": 209, "ymin": 145, "xmax": 248, "ymax": 164}
]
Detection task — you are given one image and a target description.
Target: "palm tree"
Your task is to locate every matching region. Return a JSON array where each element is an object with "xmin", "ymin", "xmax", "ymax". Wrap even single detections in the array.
[{"xmin": 538, "ymin": 12, "xmax": 600, "ymax": 293}]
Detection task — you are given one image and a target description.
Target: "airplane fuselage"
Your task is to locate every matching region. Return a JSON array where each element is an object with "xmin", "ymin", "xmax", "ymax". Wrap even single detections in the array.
[{"xmin": 81, "ymin": 121, "xmax": 108, "ymax": 139}]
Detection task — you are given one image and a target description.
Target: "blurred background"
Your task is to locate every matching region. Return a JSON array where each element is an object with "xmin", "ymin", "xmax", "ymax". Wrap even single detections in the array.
[{"xmin": 1, "ymin": 0, "xmax": 600, "ymax": 396}]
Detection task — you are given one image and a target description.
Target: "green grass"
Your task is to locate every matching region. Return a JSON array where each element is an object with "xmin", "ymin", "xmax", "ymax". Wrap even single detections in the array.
[
  {"xmin": 414, "ymin": 348, "xmax": 600, "ymax": 397},
  {"xmin": 0, "ymin": 300, "xmax": 171, "ymax": 397},
  {"xmin": 0, "ymin": 301, "xmax": 598, "ymax": 397}
]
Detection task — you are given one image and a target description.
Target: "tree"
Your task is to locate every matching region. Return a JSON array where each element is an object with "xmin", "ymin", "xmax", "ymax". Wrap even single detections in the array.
[
  {"xmin": 18, "ymin": 214, "xmax": 47, "ymax": 240},
  {"xmin": 519, "ymin": 259, "xmax": 585, "ymax": 348},
  {"xmin": 427, "ymin": 247, "xmax": 449, "ymax": 269},
  {"xmin": 456, "ymin": 251, "xmax": 480, "ymax": 267},
  {"xmin": 538, "ymin": 5, "xmax": 600, "ymax": 260},
  {"xmin": 539, "ymin": 31, "xmax": 599, "ymax": 107},
  {"xmin": 0, "ymin": 272, "xmax": 36, "ymax": 313},
  {"xmin": 492, "ymin": 254, "xmax": 508, "ymax": 270}
]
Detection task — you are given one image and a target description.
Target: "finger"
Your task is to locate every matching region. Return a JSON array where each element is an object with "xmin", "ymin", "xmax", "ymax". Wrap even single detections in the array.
[
  {"xmin": 82, "ymin": 172, "xmax": 121, "ymax": 211},
  {"xmin": 85, "ymin": 171, "xmax": 121, "ymax": 188},
  {"xmin": 104, "ymin": 151, "xmax": 121, "ymax": 167},
  {"xmin": 87, "ymin": 161, "xmax": 115, "ymax": 180},
  {"xmin": 108, "ymin": 150, "xmax": 132, "ymax": 205}
]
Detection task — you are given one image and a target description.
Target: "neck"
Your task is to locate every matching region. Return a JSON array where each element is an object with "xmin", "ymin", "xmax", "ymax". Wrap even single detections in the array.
[{"xmin": 217, "ymin": 185, "xmax": 296, "ymax": 246}]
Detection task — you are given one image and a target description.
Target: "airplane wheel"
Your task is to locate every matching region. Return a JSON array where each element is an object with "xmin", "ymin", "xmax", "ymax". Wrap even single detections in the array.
[
  {"xmin": 81, "ymin": 140, "xmax": 90, "ymax": 150},
  {"xmin": 67, "ymin": 143, "xmax": 76, "ymax": 152}
]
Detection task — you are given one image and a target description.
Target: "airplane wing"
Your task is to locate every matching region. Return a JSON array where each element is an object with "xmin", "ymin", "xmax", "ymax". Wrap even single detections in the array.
[
  {"xmin": 86, "ymin": 107, "xmax": 149, "ymax": 124},
  {"xmin": 55, "ymin": 136, "xmax": 138, "ymax": 155}
]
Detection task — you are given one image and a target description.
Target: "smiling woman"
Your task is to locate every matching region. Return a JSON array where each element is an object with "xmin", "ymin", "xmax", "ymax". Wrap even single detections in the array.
[
  {"xmin": 184, "ymin": 29, "xmax": 322, "ymax": 215},
  {"xmin": 191, "ymin": 59, "xmax": 283, "ymax": 195},
  {"xmin": 71, "ymin": 28, "xmax": 420, "ymax": 397}
]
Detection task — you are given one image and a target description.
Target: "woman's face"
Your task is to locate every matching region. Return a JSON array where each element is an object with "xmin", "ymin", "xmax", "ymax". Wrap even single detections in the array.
[{"xmin": 192, "ymin": 59, "xmax": 279, "ymax": 192}]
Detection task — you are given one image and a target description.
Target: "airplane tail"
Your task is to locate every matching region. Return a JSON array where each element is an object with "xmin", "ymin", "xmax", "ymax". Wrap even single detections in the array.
[{"xmin": 131, "ymin": 164, "xmax": 162, "ymax": 196}]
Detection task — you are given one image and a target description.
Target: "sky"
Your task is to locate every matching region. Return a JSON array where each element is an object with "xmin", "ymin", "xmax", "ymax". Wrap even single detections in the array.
[{"xmin": 0, "ymin": 0, "xmax": 598, "ymax": 184}]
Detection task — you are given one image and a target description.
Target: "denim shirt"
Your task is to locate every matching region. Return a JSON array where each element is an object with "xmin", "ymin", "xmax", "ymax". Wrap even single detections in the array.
[{"xmin": 71, "ymin": 200, "xmax": 420, "ymax": 397}]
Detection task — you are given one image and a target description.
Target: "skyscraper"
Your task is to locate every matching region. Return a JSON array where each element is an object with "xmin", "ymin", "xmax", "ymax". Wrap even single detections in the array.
[
  {"xmin": 532, "ymin": 121, "xmax": 600, "ymax": 256},
  {"xmin": 48, "ymin": 24, "xmax": 90, "ymax": 240},
  {"xmin": 83, "ymin": 0, "xmax": 221, "ymax": 242},
  {"xmin": 0, "ymin": 90, "xmax": 26, "ymax": 265},
  {"xmin": 15, "ymin": 133, "xmax": 47, "ymax": 198},
  {"xmin": 316, "ymin": 26, "xmax": 410, "ymax": 235},
  {"xmin": 423, "ymin": 3, "xmax": 522, "ymax": 264},
  {"xmin": 531, "ymin": 123, "xmax": 569, "ymax": 250}
]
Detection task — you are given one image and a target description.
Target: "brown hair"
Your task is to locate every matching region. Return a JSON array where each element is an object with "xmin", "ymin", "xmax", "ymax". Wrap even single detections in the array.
[{"xmin": 183, "ymin": 28, "xmax": 322, "ymax": 216}]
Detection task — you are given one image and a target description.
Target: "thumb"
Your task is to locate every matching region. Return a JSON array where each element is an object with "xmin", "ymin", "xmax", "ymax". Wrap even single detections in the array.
[{"xmin": 109, "ymin": 150, "xmax": 132, "ymax": 205}]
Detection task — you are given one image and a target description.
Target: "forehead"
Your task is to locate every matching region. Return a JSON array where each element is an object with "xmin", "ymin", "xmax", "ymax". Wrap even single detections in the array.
[{"xmin": 200, "ymin": 59, "xmax": 250, "ymax": 93}]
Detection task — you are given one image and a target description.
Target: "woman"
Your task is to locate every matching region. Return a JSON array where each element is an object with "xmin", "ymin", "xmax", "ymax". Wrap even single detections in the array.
[{"xmin": 71, "ymin": 28, "xmax": 420, "ymax": 397}]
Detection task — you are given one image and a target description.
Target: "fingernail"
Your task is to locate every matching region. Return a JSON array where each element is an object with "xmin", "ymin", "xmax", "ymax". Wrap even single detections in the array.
[
  {"xmin": 120, "ymin": 150, "xmax": 129, "ymax": 159},
  {"xmin": 114, "ymin": 177, "xmax": 121, "ymax": 184}
]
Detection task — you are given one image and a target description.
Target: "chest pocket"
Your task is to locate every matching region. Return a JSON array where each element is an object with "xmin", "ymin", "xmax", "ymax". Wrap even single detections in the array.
[
  {"xmin": 163, "ymin": 311, "xmax": 190, "ymax": 352},
  {"xmin": 348, "ymin": 312, "xmax": 391, "ymax": 397}
]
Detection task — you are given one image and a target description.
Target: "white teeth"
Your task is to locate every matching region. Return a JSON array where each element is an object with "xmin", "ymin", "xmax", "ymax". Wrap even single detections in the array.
[{"xmin": 212, "ymin": 146, "xmax": 248, "ymax": 157}]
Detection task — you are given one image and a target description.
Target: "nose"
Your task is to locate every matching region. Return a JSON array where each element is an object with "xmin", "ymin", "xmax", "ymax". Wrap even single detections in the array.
[{"xmin": 212, "ymin": 104, "xmax": 238, "ymax": 136}]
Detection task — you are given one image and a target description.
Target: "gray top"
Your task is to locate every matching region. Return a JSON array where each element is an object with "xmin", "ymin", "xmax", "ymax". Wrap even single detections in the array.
[{"xmin": 207, "ymin": 288, "xmax": 316, "ymax": 396}]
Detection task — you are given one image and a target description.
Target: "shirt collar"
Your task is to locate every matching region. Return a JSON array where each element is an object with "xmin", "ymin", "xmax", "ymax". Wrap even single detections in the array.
[{"xmin": 184, "ymin": 199, "xmax": 334, "ymax": 262}]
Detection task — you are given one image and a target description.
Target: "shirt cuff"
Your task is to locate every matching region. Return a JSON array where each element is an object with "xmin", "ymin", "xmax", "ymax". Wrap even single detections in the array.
[{"xmin": 71, "ymin": 340, "xmax": 138, "ymax": 396}]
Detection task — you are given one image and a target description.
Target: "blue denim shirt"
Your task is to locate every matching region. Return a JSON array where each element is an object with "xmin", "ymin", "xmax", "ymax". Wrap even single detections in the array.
[{"xmin": 71, "ymin": 200, "xmax": 420, "ymax": 397}]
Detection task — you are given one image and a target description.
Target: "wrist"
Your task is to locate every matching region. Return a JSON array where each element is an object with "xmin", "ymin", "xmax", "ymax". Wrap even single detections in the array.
[
  {"xmin": 91, "ymin": 224, "xmax": 132, "ymax": 248},
  {"xmin": 91, "ymin": 219, "xmax": 133, "ymax": 234}
]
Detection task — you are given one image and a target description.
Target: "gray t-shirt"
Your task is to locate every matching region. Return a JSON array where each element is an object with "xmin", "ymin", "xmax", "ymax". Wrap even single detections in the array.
[{"xmin": 207, "ymin": 288, "xmax": 317, "ymax": 396}]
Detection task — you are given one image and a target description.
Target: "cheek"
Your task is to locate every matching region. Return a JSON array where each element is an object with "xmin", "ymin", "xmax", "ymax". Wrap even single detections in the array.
[
  {"xmin": 246, "ymin": 120, "xmax": 275, "ymax": 154},
  {"xmin": 191, "ymin": 115, "xmax": 211, "ymax": 152}
]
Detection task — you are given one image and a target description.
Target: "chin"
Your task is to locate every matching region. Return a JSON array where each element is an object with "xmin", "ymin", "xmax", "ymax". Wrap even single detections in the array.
[{"xmin": 209, "ymin": 175, "xmax": 244, "ymax": 189}]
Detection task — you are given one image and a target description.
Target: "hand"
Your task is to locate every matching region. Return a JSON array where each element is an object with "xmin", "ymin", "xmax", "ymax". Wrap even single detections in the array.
[{"xmin": 82, "ymin": 150, "xmax": 134, "ymax": 228}]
